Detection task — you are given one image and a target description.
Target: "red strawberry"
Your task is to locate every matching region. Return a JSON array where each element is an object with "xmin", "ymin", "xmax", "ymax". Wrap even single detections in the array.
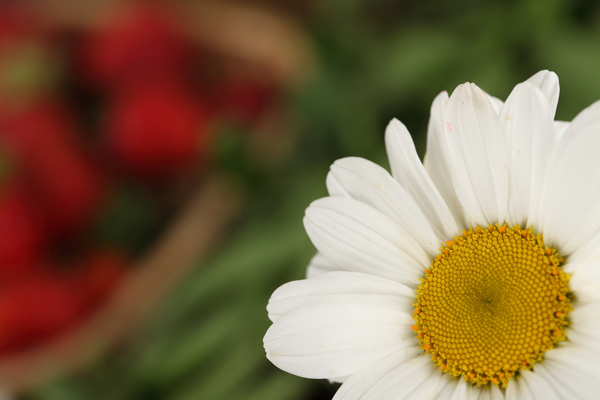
[
  {"xmin": 105, "ymin": 79, "xmax": 210, "ymax": 176},
  {"xmin": 0, "ymin": 276, "xmax": 86, "ymax": 355},
  {"xmin": 0, "ymin": 182, "xmax": 45, "ymax": 279},
  {"xmin": 74, "ymin": 249, "xmax": 128, "ymax": 308},
  {"xmin": 0, "ymin": 6, "xmax": 39, "ymax": 43},
  {"xmin": 217, "ymin": 78, "xmax": 274, "ymax": 124},
  {"xmin": 78, "ymin": 5, "xmax": 192, "ymax": 89},
  {"xmin": 0, "ymin": 100, "xmax": 106, "ymax": 235}
]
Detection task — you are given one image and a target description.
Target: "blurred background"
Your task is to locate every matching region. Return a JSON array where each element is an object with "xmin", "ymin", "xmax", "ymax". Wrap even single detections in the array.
[{"xmin": 0, "ymin": 0, "xmax": 598, "ymax": 399}]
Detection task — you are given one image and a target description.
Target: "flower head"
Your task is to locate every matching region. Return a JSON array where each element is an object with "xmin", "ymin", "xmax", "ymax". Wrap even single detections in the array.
[{"xmin": 264, "ymin": 71, "xmax": 600, "ymax": 399}]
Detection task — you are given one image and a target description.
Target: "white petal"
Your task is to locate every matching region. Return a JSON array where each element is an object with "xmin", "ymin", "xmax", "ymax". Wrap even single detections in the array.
[
  {"xmin": 506, "ymin": 376, "xmax": 534, "ymax": 400},
  {"xmin": 434, "ymin": 378, "xmax": 461, "ymax": 400},
  {"xmin": 449, "ymin": 378, "xmax": 488, "ymax": 400},
  {"xmin": 529, "ymin": 364, "xmax": 573, "ymax": 399},
  {"xmin": 564, "ymin": 241, "xmax": 600, "ymax": 303},
  {"xmin": 568, "ymin": 268, "xmax": 600, "ymax": 300},
  {"xmin": 487, "ymin": 384, "xmax": 505, "ymax": 400},
  {"xmin": 526, "ymin": 70, "xmax": 560, "ymax": 119},
  {"xmin": 449, "ymin": 379, "xmax": 468, "ymax": 400},
  {"xmin": 435, "ymin": 376, "xmax": 503, "ymax": 400},
  {"xmin": 554, "ymin": 121, "xmax": 569, "ymax": 141},
  {"xmin": 329, "ymin": 157, "xmax": 441, "ymax": 256},
  {"xmin": 565, "ymin": 330, "xmax": 600, "ymax": 357},
  {"xmin": 466, "ymin": 384, "xmax": 486, "ymax": 400},
  {"xmin": 560, "ymin": 229, "xmax": 600, "ymax": 274},
  {"xmin": 453, "ymin": 383, "xmax": 505, "ymax": 400},
  {"xmin": 537, "ymin": 100, "xmax": 600, "ymax": 255},
  {"xmin": 267, "ymin": 271, "xmax": 416, "ymax": 322},
  {"xmin": 333, "ymin": 352, "xmax": 452, "ymax": 400},
  {"xmin": 504, "ymin": 380, "xmax": 519, "ymax": 400},
  {"xmin": 385, "ymin": 119, "xmax": 459, "ymax": 241},
  {"xmin": 263, "ymin": 304, "xmax": 416, "ymax": 381},
  {"xmin": 306, "ymin": 252, "xmax": 338, "ymax": 279},
  {"xmin": 401, "ymin": 368, "xmax": 450, "ymax": 399},
  {"xmin": 424, "ymin": 91, "xmax": 468, "ymax": 230},
  {"xmin": 562, "ymin": 234, "xmax": 600, "ymax": 303},
  {"xmin": 545, "ymin": 344, "xmax": 600, "ymax": 377},
  {"xmin": 569, "ymin": 281, "xmax": 600, "ymax": 306},
  {"xmin": 304, "ymin": 197, "xmax": 429, "ymax": 285},
  {"xmin": 518, "ymin": 369, "xmax": 561, "ymax": 400},
  {"xmin": 568, "ymin": 300, "xmax": 600, "ymax": 353},
  {"xmin": 533, "ymin": 345, "xmax": 600, "ymax": 399},
  {"xmin": 444, "ymin": 83, "xmax": 509, "ymax": 227},
  {"xmin": 486, "ymin": 94, "xmax": 505, "ymax": 115},
  {"xmin": 499, "ymin": 82, "xmax": 556, "ymax": 228},
  {"xmin": 330, "ymin": 375, "xmax": 351, "ymax": 384},
  {"xmin": 327, "ymin": 172, "xmax": 351, "ymax": 197}
]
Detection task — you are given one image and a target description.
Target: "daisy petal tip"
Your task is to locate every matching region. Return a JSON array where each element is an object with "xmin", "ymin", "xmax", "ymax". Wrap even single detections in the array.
[
  {"xmin": 527, "ymin": 70, "xmax": 560, "ymax": 116},
  {"xmin": 266, "ymin": 313, "xmax": 278, "ymax": 323},
  {"xmin": 448, "ymin": 81, "xmax": 493, "ymax": 109},
  {"xmin": 528, "ymin": 69, "xmax": 559, "ymax": 85},
  {"xmin": 331, "ymin": 156, "xmax": 368, "ymax": 172},
  {"xmin": 302, "ymin": 214, "xmax": 313, "ymax": 231},
  {"xmin": 385, "ymin": 118, "xmax": 409, "ymax": 138},
  {"xmin": 430, "ymin": 90, "xmax": 450, "ymax": 114},
  {"xmin": 506, "ymin": 81, "xmax": 551, "ymax": 109}
]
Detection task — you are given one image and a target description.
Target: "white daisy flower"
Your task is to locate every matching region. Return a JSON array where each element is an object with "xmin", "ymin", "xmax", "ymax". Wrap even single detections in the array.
[{"xmin": 263, "ymin": 70, "xmax": 600, "ymax": 399}]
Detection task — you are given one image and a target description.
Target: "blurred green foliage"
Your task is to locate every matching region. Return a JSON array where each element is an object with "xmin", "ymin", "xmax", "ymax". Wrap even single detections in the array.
[
  {"xmin": 27, "ymin": 0, "xmax": 600, "ymax": 399},
  {"xmin": 92, "ymin": 185, "xmax": 162, "ymax": 254}
]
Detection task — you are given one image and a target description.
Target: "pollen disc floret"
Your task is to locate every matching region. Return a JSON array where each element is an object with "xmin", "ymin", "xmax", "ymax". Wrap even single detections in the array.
[{"xmin": 414, "ymin": 224, "xmax": 571, "ymax": 387}]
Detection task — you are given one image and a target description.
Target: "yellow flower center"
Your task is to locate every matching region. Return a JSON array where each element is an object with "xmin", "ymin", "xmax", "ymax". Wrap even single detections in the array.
[{"xmin": 413, "ymin": 224, "xmax": 571, "ymax": 387}]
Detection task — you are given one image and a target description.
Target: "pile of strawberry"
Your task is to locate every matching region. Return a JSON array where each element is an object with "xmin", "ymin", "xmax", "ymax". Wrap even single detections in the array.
[{"xmin": 0, "ymin": 4, "xmax": 274, "ymax": 356}]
